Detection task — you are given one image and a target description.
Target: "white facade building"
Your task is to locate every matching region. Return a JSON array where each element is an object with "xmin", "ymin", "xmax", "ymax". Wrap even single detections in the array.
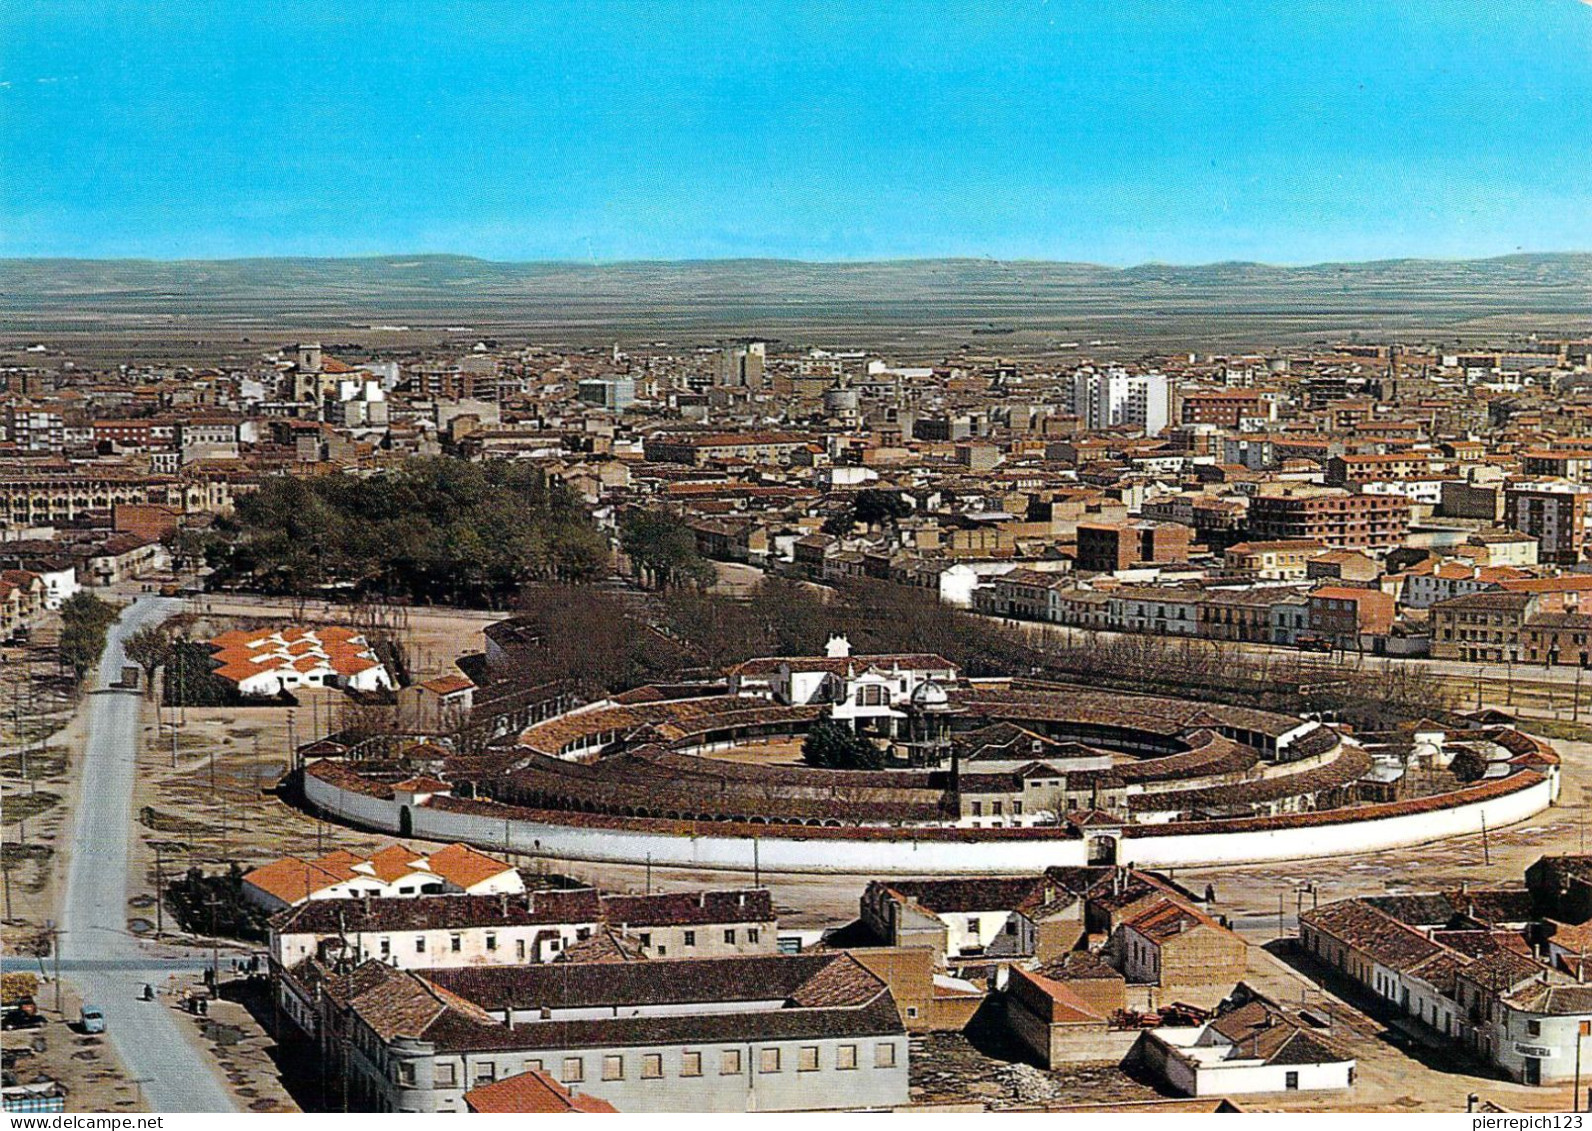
[{"xmin": 1070, "ymin": 369, "xmax": 1170, "ymax": 437}]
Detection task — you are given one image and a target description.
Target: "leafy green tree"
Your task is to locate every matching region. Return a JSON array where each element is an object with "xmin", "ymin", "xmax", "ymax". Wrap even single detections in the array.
[
  {"xmin": 58, "ymin": 592, "xmax": 118, "ymax": 684},
  {"xmin": 802, "ymin": 720, "xmax": 885, "ymax": 770},
  {"xmin": 820, "ymin": 489, "xmax": 911, "ymax": 536},
  {"xmin": 215, "ymin": 457, "xmax": 605, "ymax": 605},
  {"xmin": 123, "ymin": 624, "xmax": 173, "ymax": 696},
  {"xmin": 619, "ymin": 508, "xmax": 716, "ymax": 590},
  {"xmin": 853, "ymin": 489, "xmax": 912, "ymax": 528}
]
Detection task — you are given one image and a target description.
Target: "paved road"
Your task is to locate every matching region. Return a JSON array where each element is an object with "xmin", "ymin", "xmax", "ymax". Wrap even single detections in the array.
[
  {"xmin": 3, "ymin": 957, "xmax": 213, "ymax": 974},
  {"xmin": 56, "ymin": 596, "xmax": 237, "ymax": 1113}
]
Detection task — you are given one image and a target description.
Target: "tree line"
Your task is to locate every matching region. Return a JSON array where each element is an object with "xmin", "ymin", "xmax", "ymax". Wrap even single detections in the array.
[
  {"xmin": 211, "ymin": 458, "xmax": 608, "ymax": 606},
  {"xmin": 502, "ymin": 577, "xmax": 1445, "ymax": 730}
]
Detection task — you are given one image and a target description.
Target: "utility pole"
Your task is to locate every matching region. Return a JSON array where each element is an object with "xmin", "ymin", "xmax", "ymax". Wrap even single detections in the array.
[
  {"xmin": 1578, "ymin": 1021, "xmax": 1586, "ymax": 1113},
  {"xmin": 154, "ymin": 843, "xmax": 164, "ymax": 938},
  {"xmin": 1278, "ymin": 892, "xmax": 1286, "ymax": 940},
  {"xmin": 1481, "ymin": 812, "xmax": 1491, "ymax": 866},
  {"xmin": 205, "ymin": 895, "xmax": 221, "ymax": 985},
  {"xmin": 48, "ymin": 921, "xmax": 63, "ymax": 1013}
]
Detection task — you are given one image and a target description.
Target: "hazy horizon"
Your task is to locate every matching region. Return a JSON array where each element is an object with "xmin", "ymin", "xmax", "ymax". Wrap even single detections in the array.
[{"xmin": 5, "ymin": 249, "xmax": 1591, "ymax": 271}]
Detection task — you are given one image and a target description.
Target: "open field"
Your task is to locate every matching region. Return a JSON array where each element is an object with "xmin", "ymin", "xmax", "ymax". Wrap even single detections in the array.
[{"xmin": 2, "ymin": 253, "xmax": 1588, "ymax": 360}]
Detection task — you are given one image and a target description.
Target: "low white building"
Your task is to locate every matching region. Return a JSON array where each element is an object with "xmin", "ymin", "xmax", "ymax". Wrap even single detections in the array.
[
  {"xmin": 269, "ymin": 889, "xmax": 605, "ymax": 971},
  {"xmin": 1138, "ymin": 999, "xmax": 1355, "ymax": 1098},
  {"xmin": 208, "ymin": 624, "xmax": 394, "ymax": 695},
  {"xmin": 727, "ymin": 635, "xmax": 960, "ymax": 733},
  {"xmin": 243, "ymin": 841, "xmax": 524, "ymax": 913}
]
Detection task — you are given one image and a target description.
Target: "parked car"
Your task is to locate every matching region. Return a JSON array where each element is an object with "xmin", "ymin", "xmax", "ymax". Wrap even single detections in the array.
[
  {"xmin": 78, "ymin": 1006, "xmax": 105, "ymax": 1034},
  {"xmin": 0, "ymin": 999, "xmax": 43, "ymax": 1031}
]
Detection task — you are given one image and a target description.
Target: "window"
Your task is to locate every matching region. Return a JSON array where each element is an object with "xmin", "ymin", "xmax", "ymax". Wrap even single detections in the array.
[
  {"xmin": 759, "ymin": 1048, "xmax": 781, "ymax": 1073},
  {"xmin": 970, "ymin": 801, "xmax": 982, "ymax": 816},
  {"xmin": 1528, "ymin": 1020, "xmax": 1542, "ymax": 1037},
  {"xmin": 837, "ymin": 1045, "xmax": 858, "ymax": 1071},
  {"xmin": 474, "ymin": 1063, "xmax": 496, "ymax": 1086},
  {"xmin": 603, "ymin": 1055, "xmax": 624, "ymax": 1081},
  {"xmin": 1013, "ymin": 801, "xmax": 1023, "ymax": 816},
  {"xmin": 684, "ymin": 930, "xmax": 697, "ymax": 948},
  {"xmin": 992, "ymin": 801, "xmax": 1003, "ymax": 816},
  {"xmin": 905, "ymin": 1006, "xmax": 919, "ymax": 1020},
  {"xmin": 638, "ymin": 932, "xmax": 651, "ymax": 947},
  {"xmin": 798, "ymin": 1046, "xmax": 819, "ymax": 1072},
  {"xmin": 450, "ymin": 934, "xmax": 462, "ymax": 953},
  {"xmin": 748, "ymin": 929, "xmax": 760, "ymax": 944},
  {"xmin": 1285, "ymin": 1071, "xmax": 1299, "ymax": 1091},
  {"xmin": 516, "ymin": 939, "xmax": 525, "ymax": 961},
  {"xmin": 875, "ymin": 1043, "xmax": 897, "ymax": 1068},
  {"xmin": 521, "ymin": 1059, "xmax": 542, "ymax": 1075},
  {"xmin": 415, "ymin": 937, "xmax": 426, "ymax": 953},
  {"xmin": 724, "ymin": 929, "xmax": 736, "ymax": 945},
  {"xmin": 561, "ymin": 1058, "xmax": 584, "ymax": 1084},
  {"xmin": 396, "ymin": 1062, "xmax": 416, "ymax": 1085},
  {"xmin": 657, "ymin": 945, "xmax": 667, "ymax": 956},
  {"xmin": 721, "ymin": 1049, "xmax": 743, "ymax": 1075},
  {"xmin": 680, "ymin": 1052, "xmax": 702, "ymax": 1077},
  {"xmin": 966, "ymin": 918, "xmax": 979, "ymax": 935},
  {"xmin": 435, "ymin": 1063, "xmax": 456, "ymax": 1086},
  {"xmin": 641, "ymin": 1054, "xmax": 663, "ymax": 1079},
  {"xmin": 379, "ymin": 938, "xmax": 391, "ymax": 958},
  {"xmin": 485, "ymin": 933, "xmax": 497, "ymax": 952}
]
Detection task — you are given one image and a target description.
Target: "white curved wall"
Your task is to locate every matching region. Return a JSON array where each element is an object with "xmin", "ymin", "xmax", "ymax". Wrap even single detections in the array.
[
  {"xmin": 304, "ymin": 768, "xmax": 1558, "ymax": 875},
  {"xmin": 1119, "ymin": 772, "xmax": 1558, "ymax": 869}
]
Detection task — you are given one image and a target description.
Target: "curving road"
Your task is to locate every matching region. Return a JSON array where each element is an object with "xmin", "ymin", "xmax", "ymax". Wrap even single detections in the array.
[{"xmin": 56, "ymin": 596, "xmax": 236, "ymax": 1113}]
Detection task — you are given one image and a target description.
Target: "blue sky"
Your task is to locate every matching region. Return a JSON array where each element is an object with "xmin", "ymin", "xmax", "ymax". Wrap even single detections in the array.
[{"xmin": 2, "ymin": 1, "xmax": 1590, "ymax": 264}]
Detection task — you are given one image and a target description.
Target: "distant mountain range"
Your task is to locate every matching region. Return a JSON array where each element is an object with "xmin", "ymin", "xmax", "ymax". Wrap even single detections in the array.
[{"xmin": 3, "ymin": 253, "xmax": 1588, "ymax": 349}]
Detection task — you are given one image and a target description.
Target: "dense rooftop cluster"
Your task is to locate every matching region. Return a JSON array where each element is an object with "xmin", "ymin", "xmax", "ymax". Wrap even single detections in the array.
[{"xmin": 2, "ymin": 339, "xmax": 1591, "ymax": 654}]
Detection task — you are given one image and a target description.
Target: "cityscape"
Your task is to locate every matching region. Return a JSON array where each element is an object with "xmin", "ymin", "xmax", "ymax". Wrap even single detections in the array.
[{"xmin": 4, "ymin": 0, "xmax": 1592, "ymax": 1123}]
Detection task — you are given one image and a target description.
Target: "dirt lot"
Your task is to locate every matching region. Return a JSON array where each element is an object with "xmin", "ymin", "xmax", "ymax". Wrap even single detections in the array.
[
  {"xmin": 1, "ymin": 980, "xmax": 148, "ymax": 1113},
  {"xmin": 1, "ymin": 621, "xmax": 87, "ymax": 956},
  {"xmin": 177, "ymin": 596, "xmax": 495, "ymax": 686}
]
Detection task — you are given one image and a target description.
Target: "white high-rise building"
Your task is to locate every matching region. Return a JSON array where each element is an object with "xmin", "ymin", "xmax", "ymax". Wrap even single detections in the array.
[
  {"xmin": 718, "ymin": 340, "xmax": 766, "ymax": 387},
  {"xmin": 1068, "ymin": 369, "xmax": 1169, "ymax": 436}
]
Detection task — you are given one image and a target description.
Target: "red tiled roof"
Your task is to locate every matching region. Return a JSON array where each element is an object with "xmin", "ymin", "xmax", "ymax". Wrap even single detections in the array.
[{"xmin": 465, "ymin": 1070, "xmax": 617, "ymax": 1113}]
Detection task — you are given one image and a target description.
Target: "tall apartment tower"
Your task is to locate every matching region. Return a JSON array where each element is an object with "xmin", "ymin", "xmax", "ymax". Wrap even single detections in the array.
[
  {"xmin": 718, "ymin": 340, "xmax": 766, "ymax": 387},
  {"xmin": 1069, "ymin": 369, "xmax": 1169, "ymax": 436}
]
